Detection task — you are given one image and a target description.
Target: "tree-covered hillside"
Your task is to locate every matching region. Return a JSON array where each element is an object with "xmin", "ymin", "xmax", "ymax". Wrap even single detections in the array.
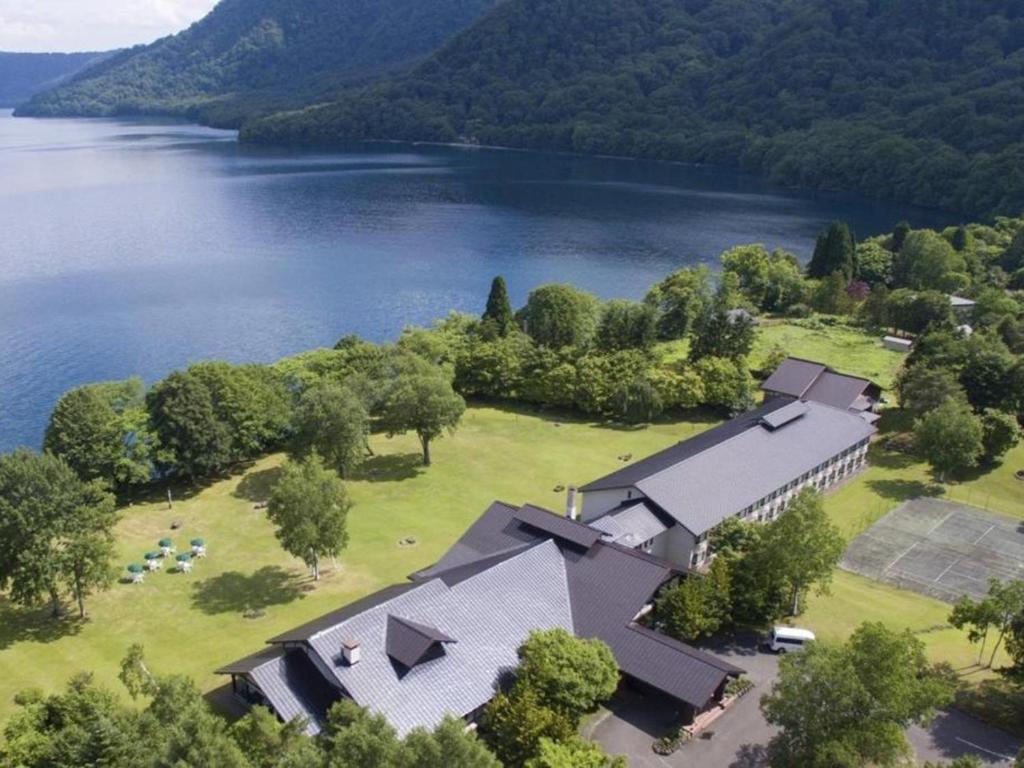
[
  {"xmin": 16, "ymin": 0, "xmax": 501, "ymax": 126},
  {"xmin": 0, "ymin": 52, "xmax": 109, "ymax": 107},
  {"xmin": 244, "ymin": 0, "xmax": 1024, "ymax": 218}
]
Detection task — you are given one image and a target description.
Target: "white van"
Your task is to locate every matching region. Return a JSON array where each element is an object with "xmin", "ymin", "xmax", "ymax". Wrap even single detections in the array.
[{"xmin": 767, "ymin": 626, "xmax": 816, "ymax": 653}]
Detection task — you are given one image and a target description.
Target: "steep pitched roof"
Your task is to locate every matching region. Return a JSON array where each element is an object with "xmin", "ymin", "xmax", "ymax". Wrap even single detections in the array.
[
  {"xmin": 386, "ymin": 615, "xmax": 457, "ymax": 669},
  {"xmin": 761, "ymin": 358, "xmax": 826, "ymax": 398},
  {"xmin": 234, "ymin": 649, "xmax": 342, "ymax": 735},
  {"xmin": 409, "ymin": 500, "xmax": 544, "ymax": 581},
  {"xmin": 303, "ymin": 541, "xmax": 574, "ymax": 736},
  {"xmin": 513, "ymin": 503, "xmax": 602, "ymax": 549},
  {"xmin": 762, "ymin": 357, "xmax": 879, "ymax": 411},
  {"xmin": 226, "ymin": 504, "xmax": 743, "ymax": 737}
]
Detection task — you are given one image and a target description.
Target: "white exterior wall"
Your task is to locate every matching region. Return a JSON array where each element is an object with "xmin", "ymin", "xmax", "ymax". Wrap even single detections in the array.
[{"xmin": 580, "ymin": 487, "xmax": 640, "ymax": 522}]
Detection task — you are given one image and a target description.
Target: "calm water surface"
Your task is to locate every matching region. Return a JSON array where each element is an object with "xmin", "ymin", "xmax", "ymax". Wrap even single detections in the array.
[{"xmin": 0, "ymin": 112, "xmax": 954, "ymax": 450}]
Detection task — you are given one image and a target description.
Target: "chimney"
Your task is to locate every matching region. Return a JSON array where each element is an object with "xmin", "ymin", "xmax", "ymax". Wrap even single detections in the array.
[
  {"xmin": 565, "ymin": 486, "xmax": 578, "ymax": 520},
  {"xmin": 342, "ymin": 638, "xmax": 361, "ymax": 665}
]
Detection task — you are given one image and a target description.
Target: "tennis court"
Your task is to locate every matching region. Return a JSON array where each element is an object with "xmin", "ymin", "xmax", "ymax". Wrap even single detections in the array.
[{"xmin": 841, "ymin": 498, "xmax": 1024, "ymax": 603}]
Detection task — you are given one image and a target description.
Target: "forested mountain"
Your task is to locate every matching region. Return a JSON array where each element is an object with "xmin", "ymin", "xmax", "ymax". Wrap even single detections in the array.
[
  {"xmin": 244, "ymin": 0, "xmax": 1024, "ymax": 218},
  {"xmin": 16, "ymin": 0, "xmax": 501, "ymax": 126},
  {"xmin": 0, "ymin": 52, "xmax": 109, "ymax": 107}
]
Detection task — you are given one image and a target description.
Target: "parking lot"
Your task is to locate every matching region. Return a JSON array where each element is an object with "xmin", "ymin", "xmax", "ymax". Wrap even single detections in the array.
[{"xmin": 841, "ymin": 498, "xmax": 1024, "ymax": 602}]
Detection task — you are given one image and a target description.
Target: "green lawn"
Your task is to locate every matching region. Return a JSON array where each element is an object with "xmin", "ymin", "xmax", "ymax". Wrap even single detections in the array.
[
  {"xmin": 0, "ymin": 406, "xmax": 715, "ymax": 721},
  {"xmin": 2, "ymin": 375, "xmax": 1020, "ymax": 724},
  {"xmin": 657, "ymin": 317, "xmax": 906, "ymax": 389},
  {"xmin": 751, "ymin": 318, "xmax": 906, "ymax": 389}
]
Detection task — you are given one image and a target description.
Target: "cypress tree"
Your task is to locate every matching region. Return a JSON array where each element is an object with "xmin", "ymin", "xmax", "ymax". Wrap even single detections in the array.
[
  {"xmin": 807, "ymin": 221, "xmax": 856, "ymax": 280},
  {"xmin": 892, "ymin": 220, "xmax": 911, "ymax": 252},
  {"xmin": 482, "ymin": 276, "xmax": 513, "ymax": 336}
]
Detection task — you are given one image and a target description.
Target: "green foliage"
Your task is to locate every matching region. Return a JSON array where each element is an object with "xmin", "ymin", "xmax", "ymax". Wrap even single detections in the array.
[
  {"xmin": 147, "ymin": 363, "xmax": 291, "ymax": 479},
  {"xmin": 0, "ymin": 450, "xmax": 117, "ymax": 618},
  {"xmin": 689, "ymin": 287, "xmax": 756, "ymax": 364},
  {"xmin": 981, "ymin": 409, "xmax": 1022, "ymax": 463},
  {"xmin": 521, "ymin": 284, "xmax": 601, "ymax": 349},
  {"xmin": 884, "ymin": 289, "xmax": 955, "ymax": 336},
  {"xmin": 515, "ymin": 628, "xmax": 619, "ymax": 722},
  {"xmin": 1, "ymin": 654, "xmax": 253, "ymax": 768},
  {"xmin": 44, "ymin": 378, "xmax": 155, "ymax": 489},
  {"xmin": 244, "ymin": 0, "xmax": 1024, "ymax": 216},
  {"xmin": 914, "ymin": 400, "xmax": 985, "ymax": 481},
  {"xmin": 18, "ymin": 0, "xmax": 500, "ymax": 126},
  {"xmin": 595, "ymin": 299, "xmax": 657, "ymax": 352},
  {"xmin": 855, "ymin": 240, "xmax": 894, "ymax": 286},
  {"xmin": 811, "ymin": 272, "xmax": 855, "ymax": 316},
  {"xmin": 644, "ymin": 266, "xmax": 712, "ymax": 340},
  {"xmin": 483, "ymin": 276, "xmax": 514, "ymax": 337},
  {"xmin": 656, "ymin": 556, "xmax": 731, "ymax": 642},
  {"xmin": 808, "ymin": 223, "xmax": 856, "ymax": 281},
  {"xmin": 762, "ymin": 622, "xmax": 956, "ymax": 768},
  {"xmin": 894, "ymin": 231, "xmax": 968, "ymax": 292},
  {"xmin": 230, "ymin": 706, "xmax": 317, "ymax": 768},
  {"xmin": 267, "ymin": 454, "xmax": 351, "ymax": 580},
  {"xmin": 525, "ymin": 737, "xmax": 625, "ymax": 768},
  {"xmin": 758, "ymin": 489, "xmax": 845, "ymax": 616},
  {"xmin": 481, "ymin": 687, "xmax": 574, "ymax": 768},
  {"xmin": 895, "ymin": 364, "xmax": 968, "ymax": 419},
  {"xmin": 722, "ymin": 245, "xmax": 804, "ymax": 313},
  {"xmin": 379, "ymin": 366, "xmax": 466, "ymax": 465},
  {"xmin": 291, "ymin": 382, "xmax": 369, "ymax": 478},
  {"xmin": 952, "ymin": 579, "xmax": 1024, "ymax": 676}
]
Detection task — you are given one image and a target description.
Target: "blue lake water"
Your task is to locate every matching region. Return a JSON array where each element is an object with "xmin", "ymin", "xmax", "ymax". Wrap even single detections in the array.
[{"xmin": 0, "ymin": 111, "xmax": 954, "ymax": 450}]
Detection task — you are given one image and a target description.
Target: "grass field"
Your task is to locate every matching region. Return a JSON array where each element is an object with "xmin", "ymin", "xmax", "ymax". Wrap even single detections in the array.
[
  {"xmin": 657, "ymin": 317, "xmax": 906, "ymax": 389},
  {"xmin": 1, "ymin": 323, "xmax": 1020, "ymax": 725},
  {"xmin": 0, "ymin": 406, "xmax": 715, "ymax": 721}
]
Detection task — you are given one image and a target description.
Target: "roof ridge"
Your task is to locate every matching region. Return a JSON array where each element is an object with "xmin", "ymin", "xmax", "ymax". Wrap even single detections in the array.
[{"xmin": 626, "ymin": 623, "xmax": 743, "ymax": 674}]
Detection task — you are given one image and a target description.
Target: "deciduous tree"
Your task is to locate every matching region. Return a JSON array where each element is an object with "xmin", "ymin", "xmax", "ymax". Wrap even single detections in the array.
[
  {"xmin": 762, "ymin": 622, "xmax": 955, "ymax": 768},
  {"xmin": 267, "ymin": 454, "xmax": 351, "ymax": 580},
  {"xmin": 914, "ymin": 400, "xmax": 984, "ymax": 481},
  {"xmin": 380, "ymin": 367, "xmax": 466, "ymax": 466},
  {"xmin": 757, "ymin": 489, "xmax": 844, "ymax": 616},
  {"xmin": 291, "ymin": 382, "xmax": 370, "ymax": 478}
]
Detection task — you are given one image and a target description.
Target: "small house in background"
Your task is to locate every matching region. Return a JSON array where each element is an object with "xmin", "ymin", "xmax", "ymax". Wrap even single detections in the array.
[
  {"xmin": 883, "ymin": 335, "xmax": 914, "ymax": 353},
  {"xmin": 950, "ymin": 295, "xmax": 976, "ymax": 323}
]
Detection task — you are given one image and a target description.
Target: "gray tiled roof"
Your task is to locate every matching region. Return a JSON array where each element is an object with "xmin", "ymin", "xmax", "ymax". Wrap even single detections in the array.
[
  {"xmin": 580, "ymin": 399, "xmax": 791, "ymax": 493},
  {"xmin": 760, "ymin": 400, "xmax": 809, "ymax": 430},
  {"xmin": 246, "ymin": 649, "xmax": 342, "ymax": 736},
  {"xmin": 513, "ymin": 503, "xmax": 603, "ymax": 549},
  {"xmin": 761, "ymin": 358, "xmax": 826, "ymax": 397},
  {"xmin": 589, "ymin": 501, "xmax": 668, "ymax": 547},
  {"xmin": 762, "ymin": 357, "xmax": 877, "ymax": 411},
  {"xmin": 386, "ymin": 615, "xmax": 457, "ymax": 669},
  {"xmin": 409, "ymin": 501, "xmax": 543, "ymax": 581},
  {"xmin": 564, "ymin": 536, "xmax": 741, "ymax": 707},
  {"xmin": 633, "ymin": 400, "xmax": 875, "ymax": 535},
  {"xmin": 803, "ymin": 371, "xmax": 872, "ymax": 411},
  {"xmin": 305, "ymin": 541, "xmax": 574, "ymax": 736}
]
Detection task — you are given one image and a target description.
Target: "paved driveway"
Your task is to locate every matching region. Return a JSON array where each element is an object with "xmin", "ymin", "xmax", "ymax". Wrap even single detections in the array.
[{"xmin": 591, "ymin": 636, "xmax": 1021, "ymax": 767}]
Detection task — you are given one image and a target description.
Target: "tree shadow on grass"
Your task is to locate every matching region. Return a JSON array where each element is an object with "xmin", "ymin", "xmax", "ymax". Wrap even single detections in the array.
[
  {"xmin": 0, "ymin": 597, "xmax": 84, "ymax": 650},
  {"xmin": 233, "ymin": 466, "xmax": 283, "ymax": 503},
  {"xmin": 190, "ymin": 566, "xmax": 305, "ymax": 615},
  {"xmin": 351, "ymin": 453, "xmax": 423, "ymax": 483},
  {"xmin": 866, "ymin": 478, "xmax": 945, "ymax": 503}
]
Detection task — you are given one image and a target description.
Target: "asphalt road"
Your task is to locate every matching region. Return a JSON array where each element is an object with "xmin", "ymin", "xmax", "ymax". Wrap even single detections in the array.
[{"xmin": 591, "ymin": 636, "xmax": 1021, "ymax": 767}]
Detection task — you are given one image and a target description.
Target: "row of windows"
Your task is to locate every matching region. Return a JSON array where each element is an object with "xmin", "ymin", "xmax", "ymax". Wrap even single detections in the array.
[{"xmin": 738, "ymin": 449, "xmax": 868, "ymax": 519}]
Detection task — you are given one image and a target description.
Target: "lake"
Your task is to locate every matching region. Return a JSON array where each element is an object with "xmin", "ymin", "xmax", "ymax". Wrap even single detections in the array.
[{"xmin": 0, "ymin": 111, "xmax": 953, "ymax": 450}]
